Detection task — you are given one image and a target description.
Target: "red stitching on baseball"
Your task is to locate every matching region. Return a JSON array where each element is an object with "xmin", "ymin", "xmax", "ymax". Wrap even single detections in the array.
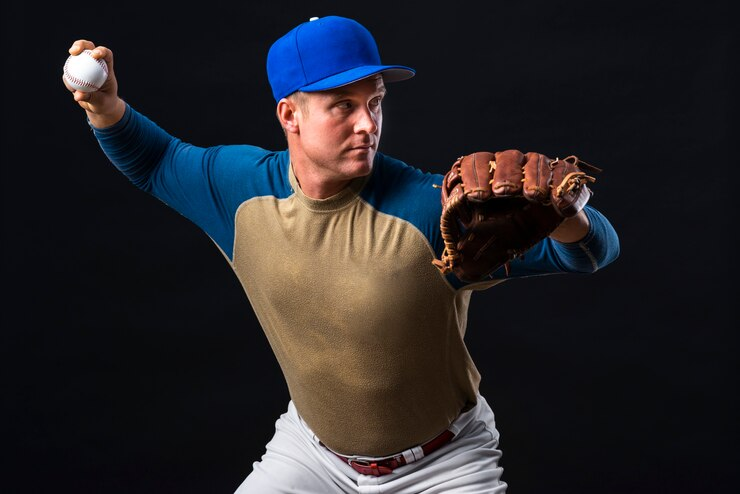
[{"xmin": 64, "ymin": 50, "xmax": 108, "ymax": 90}]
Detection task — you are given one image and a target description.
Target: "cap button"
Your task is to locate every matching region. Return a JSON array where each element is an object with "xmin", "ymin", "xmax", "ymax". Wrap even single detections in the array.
[{"xmin": 309, "ymin": 16, "xmax": 319, "ymax": 21}]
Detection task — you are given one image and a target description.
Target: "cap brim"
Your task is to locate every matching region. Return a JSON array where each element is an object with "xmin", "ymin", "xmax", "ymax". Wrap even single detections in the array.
[{"xmin": 299, "ymin": 65, "xmax": 415, "ymax": 93}]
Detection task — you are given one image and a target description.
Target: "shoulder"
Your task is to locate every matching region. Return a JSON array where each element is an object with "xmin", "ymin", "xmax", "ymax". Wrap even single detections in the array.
[
  {"xmin": 365, "ymin": 153, "xmax": 443, "ymax": 201},
  {"xmin": 205, "ymin": 144, "xmax": 284, "ymax": 166},
  {"xmin": 361, "ymin": 152, "xmax": 443, "ymax": 222},
  {"xmin": 201, "ymin": 146, "xmax": 292, "ymax": 199},
  {"xmin": 371, "ymin": 153, "xmax": 443, "ymax": 189}
]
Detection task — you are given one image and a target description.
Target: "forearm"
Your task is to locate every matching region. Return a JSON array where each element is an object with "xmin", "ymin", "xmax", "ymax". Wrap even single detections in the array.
[
  {"xmin": 549, "ymin": 209, "xmax": 589, "ymax": 243},
  {"xmin": 91, "ymin": 103, "xmax": 177, "ymax": 190},
  {"xmin": 87, "ymin": 97, "xmax": 127, "ymax": 129},
  {"xmin": 549, "ymin": 206, "xmax": 620, "ymax": 272}
]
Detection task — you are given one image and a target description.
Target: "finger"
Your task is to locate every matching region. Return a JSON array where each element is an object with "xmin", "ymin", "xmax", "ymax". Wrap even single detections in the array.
[
  {"xmin": 521, "ymin": 152, "xmax": 552, "ymax": 203},
  {"xmin": 69, "ymin": 39, "xmax": 95, "ymax": 55},
  {"xmin": 73, "ymin": 89, "xmax": 94, "ymax": 103},
  {"xmin": 459, "ymin": 152, "xmax": 495, "ymax": 202},
  {"xmin": 491, "ymin": 149, "xmax": 525, "ymax": 196},
  {"xmin": 549, "ymin": 156, "xmax": 595, "ymax": 217},
  {"xmin": 88, "ymin": 45, "xmax": 114, "ymax": 69}
]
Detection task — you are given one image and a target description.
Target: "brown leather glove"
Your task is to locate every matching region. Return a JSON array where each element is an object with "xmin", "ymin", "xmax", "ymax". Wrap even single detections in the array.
[{"xmin": 432, "ymin": 150, "xmax": 600, "ymax": 282}]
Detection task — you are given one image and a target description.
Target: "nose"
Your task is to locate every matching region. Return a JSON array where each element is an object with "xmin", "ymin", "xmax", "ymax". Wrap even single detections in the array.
[{"xmin": 355, "ymin": 106, "xmax": 379, "ymax": 134}]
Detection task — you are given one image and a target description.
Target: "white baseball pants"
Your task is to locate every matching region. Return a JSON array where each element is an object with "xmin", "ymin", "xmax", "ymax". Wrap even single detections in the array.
[{"xmin": 234, "ymin": 395, "xmax": 508, "ymax": 493}]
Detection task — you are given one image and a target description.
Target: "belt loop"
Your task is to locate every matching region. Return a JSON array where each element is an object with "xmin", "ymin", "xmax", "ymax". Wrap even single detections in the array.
[{"xmin": 402, "ymin": 445, "xmax": 424, "ymax": 463}]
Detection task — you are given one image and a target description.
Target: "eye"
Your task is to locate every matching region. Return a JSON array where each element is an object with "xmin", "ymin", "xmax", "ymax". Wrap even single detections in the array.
[
  {"xmin": 336, "ymin": 101, "xmax": 352, "ymax": 110},
  {"xmin": 369, "ymin": 96, "xmax": 383, "ymax": 108}
]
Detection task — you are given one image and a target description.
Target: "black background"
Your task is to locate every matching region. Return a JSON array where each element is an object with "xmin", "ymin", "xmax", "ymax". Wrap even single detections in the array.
[{"xmin": 3, "ymin": 1, "xmax": 736, "ymax": 493}]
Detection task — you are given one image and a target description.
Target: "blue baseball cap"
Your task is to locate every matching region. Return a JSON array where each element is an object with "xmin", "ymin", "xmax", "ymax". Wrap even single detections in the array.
[{"xmin": 266, "ymin": 16, "xmax": 416, "ymax": 102}]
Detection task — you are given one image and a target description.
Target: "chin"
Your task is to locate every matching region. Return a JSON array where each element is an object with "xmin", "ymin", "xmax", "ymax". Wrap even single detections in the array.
[
  {"xmin": 352, "ymin": 160, "xmax": 374, "ymax": 178},
  {"xmin": 344, "ymin": 154, "xmax": 374, "ymax": 178}
]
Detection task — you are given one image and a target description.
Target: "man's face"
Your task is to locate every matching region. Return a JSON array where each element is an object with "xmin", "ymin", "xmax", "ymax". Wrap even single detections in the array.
[{"xmin": 294, "ymin": 75, "xmax": 385, "ymax": 182}]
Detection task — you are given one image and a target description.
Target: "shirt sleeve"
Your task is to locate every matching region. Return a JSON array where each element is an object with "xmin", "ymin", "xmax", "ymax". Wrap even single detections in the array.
[
  {"xmin": 89, "ymin": 103, "xmax": 283, "ymax": 259},
  {"xmin": 493, "ymin": 205, "xmax": 621, "ymax": 279}
]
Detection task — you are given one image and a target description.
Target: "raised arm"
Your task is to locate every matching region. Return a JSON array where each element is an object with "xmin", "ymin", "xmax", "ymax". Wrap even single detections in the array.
[{"xmin": 62, "ymin": 39, "xmax": 126, "ymax": 129}]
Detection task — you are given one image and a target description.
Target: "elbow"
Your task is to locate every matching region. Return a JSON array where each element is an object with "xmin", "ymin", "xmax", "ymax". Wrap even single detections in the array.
[
  {"xmin": 590, "ymin": 234, "xmax": 621, "ymax": 273},
  {"xmin": 581, "ymin": 207, "xmax": 621, "ymax": 273}
]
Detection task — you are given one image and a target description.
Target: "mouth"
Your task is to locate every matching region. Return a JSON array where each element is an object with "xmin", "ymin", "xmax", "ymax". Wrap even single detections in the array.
[{"xmin": 350, "ymin": 143, "xmax": 375, "ymax": 152}]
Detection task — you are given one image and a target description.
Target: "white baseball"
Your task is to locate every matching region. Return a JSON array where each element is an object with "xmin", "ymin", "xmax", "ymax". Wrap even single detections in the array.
[{"xmin": 63, "ymin": 49, "xmax": 109, "ymax": 92}]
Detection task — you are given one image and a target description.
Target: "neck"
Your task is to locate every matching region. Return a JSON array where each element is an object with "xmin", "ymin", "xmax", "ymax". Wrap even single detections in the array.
[{"xmin": 292, "ymin": 162, "xmax": 352, "ymax": 199}]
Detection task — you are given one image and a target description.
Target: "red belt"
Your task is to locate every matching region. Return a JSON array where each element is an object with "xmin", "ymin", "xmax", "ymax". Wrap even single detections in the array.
[{"xmin": 329, "ymin": 429, "xmax": 455, "ymax": 476}]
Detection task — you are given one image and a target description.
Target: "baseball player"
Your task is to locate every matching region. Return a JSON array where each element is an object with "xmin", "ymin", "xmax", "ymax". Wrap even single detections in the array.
[{"xmin": 63, "ymin": 15, "xmax": 620, "ymax": 493}]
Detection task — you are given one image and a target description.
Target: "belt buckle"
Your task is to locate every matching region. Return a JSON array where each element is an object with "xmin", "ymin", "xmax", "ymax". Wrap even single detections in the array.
[{"xmin": 347, "ymin": 458, "xmax": 395, "ymax": 476}]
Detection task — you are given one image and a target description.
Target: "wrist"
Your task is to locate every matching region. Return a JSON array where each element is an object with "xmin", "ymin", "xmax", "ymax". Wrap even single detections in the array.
[
  {"xmin": 549, "ymin": 210, "xmax": 590, "ymax": 243},
  {"xmin": 87, "ymin": 98, "xmax": 127, "ymax": 129}
]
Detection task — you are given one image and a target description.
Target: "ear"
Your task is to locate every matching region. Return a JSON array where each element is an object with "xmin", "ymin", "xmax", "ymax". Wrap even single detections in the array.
[{"xmin": 276, "ymin": 98, "xmax": 300, "ymax": 134}]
